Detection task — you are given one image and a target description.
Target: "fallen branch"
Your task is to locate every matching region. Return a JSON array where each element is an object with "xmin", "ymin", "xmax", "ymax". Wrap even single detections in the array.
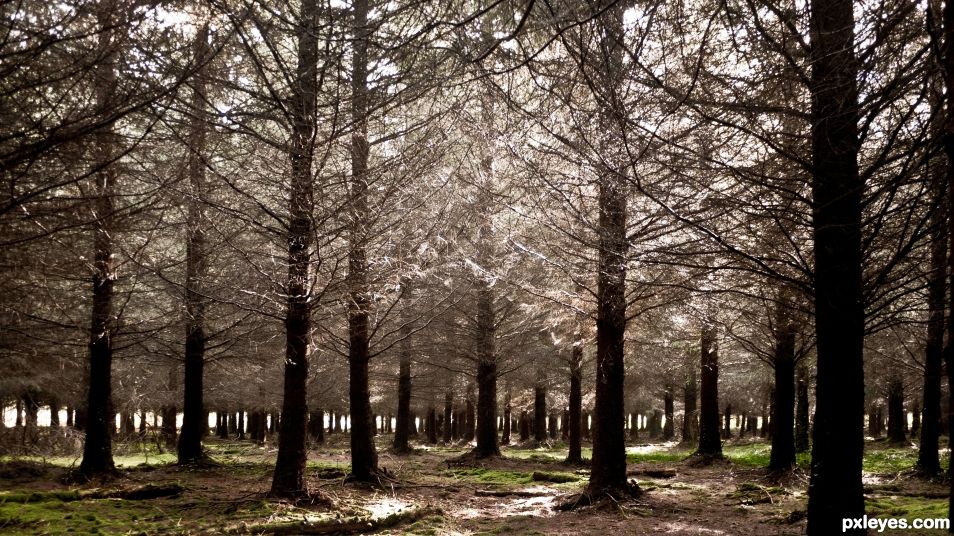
[{"xmin": 234, "ymin": 506, "xmax": 441, "ymax": 535}]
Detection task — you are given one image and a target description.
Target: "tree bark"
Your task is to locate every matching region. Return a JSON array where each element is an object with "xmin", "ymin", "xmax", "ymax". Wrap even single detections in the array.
[
  {"xmin": 806, "ymin": 0, "xmax": 865, "ymax": 530},
  {"xmin": 682, "ymin": 368, "xmax": 698, "ymax": 444},
  {"xmin": 770, "ymin": 311, "xmax": 796, "ymax": 470},
  {"xmin": 346, "ymin": 0, "xmax": 380, "ymax": 482},
  {"xmin": 795, "ymin": 366, "xmax": 810, "ymax": 453},
  {"xmin": 176, "ymin": 18, "xmax": 212, "ymax": 467},
  {"xmin": 270, "ymin": 0, "xmax": 318, "ymax": 497},
  {"xmin": 393, "ymin": 334, "xmax": 412, "ymax": 453},
  {"xmin": 566, "ymin": 326, "xmax": 584, "ymax": 463},
  {"xmin": 586, "ymin": 0, "xmax": 632, "ymax": 497},
  {"xmin": 534, "ymin": 377, "xmax": 547, "ymax": 443},
  {"xmin": 697, "ymin": 328, "xmax": 722, "ymax": 457},
  {"xmin": 79, "ymin": 2, "xmax": 120, "ymax": 479},
  {"xmin": 663, "ymin": 386, "xmax": 674, "ymax": 441},
  {"xmin": 886, "ymin": 379, "xmax": 905, "ymax": 443},
  {"xmin": 473, "ymin": 280, "xmax": 499, "ymax": 457},
  {"xmin": 443, "ymin": 393, "xmax": 453, "ymax": 443}
]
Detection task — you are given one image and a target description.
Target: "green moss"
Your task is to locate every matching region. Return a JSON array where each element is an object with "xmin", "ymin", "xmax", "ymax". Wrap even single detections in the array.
[
  {"xmin": 0, "ymin": 495, "xmax": 174, "ymax": 535},
  {"xmin": 867, "ymin": 495, "xmax": 948, "ymax": 521},
  {"xmin": 862, "ymin": 447, "xmax": 928, "ymax": 474}
]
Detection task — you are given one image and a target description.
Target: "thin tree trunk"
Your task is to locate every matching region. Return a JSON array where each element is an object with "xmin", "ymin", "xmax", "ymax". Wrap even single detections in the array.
[
  {"xmin": 796, "ymin": 366, "xmax": 810, "ymax": 453},
  {"xmin": 682, "ymin": 368, "xmax": 698, "ymax": 444},
  {"xmin": 270, "ymin": 0, "xmax": 318, "ymax": 497},
  {"xmin": 806, "ymin": 0, "xmax": 865, "ymax": 530},
  {"xmin": 473, "ymin": 279, "xmax": 499, "ymax": 457},
  {"xmin": 566, "ymin": 324, "xmax": 584, "ymax": 463},
  {"xmin": 887, "ymin": 379, "xmax": 905, "ymax": 443},
  {"xmin": 393, "ymin": 330, "xmax": 412, "ymax": 453},
  {"xmin": 770, "ymin": 309, "xmax": 796, "ymax": 470},
  {"xmin": 443, "ymin": 393, "xmax": 453, "ymax": 443}
]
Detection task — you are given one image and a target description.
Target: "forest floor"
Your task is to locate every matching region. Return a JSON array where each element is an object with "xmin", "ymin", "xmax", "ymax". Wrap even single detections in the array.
[{"xmin": 0, "ymin": 433, "xmax": 949, "ymax": 535}]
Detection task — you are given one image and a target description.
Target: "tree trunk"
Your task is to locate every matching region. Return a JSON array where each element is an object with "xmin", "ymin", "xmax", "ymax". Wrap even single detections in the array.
[
  {"xmin": 464, "ymin": 396, "xmax": 475, "ymax": 442},
  {"xmin": 887, "ymin": 379, "xmax": 905, "ymax": 443},
  {"xmin": 519, "ymin": 410, "xmax": 530, "ymax": 441},
  {"xmin": 566, "ymin": 335, "xmax": 583, "ymax": 463},
  {"xmin": 534, "ymin": 379, "xmax": 547, "ymax": 443},
  {"xmin": 427, "ymin": 407, "xmax": 437, "ymax": 444},
  {"xmin": 50, "ymin": 399, "xmax": 61, "ymax": 428},
  {"xmin": 697, "ymin": 328, "xmax": 722, "ymax": 457},
  {"xmin": 683, "ymin": 368, "xmax": 698, "ymax": 444},
  {"xmin": 177, "ymin": 21, "xmax": 212, "ymax": 466},
  {"xmin": 919, "ymin": 121, "xmax": 946, "ymax": 471},
  {"xmin": 270, "ymin": 0, "xmax": 318, "ymax": 498},
  {"xmin": 443, "ymin": 394, "xmax": 453, "ymax": 443},
  {"xmin": 502, "ymin": 391, "xmax": 512, "ymax": 445},
  {"xmin": 345, "ymin": 0, "xmax": 380, "ymax": 483},
  {"xmin": 79, "ymin": 2, "xmax": 120, "ymax": 478},
  {"xmin": 806, "ymin": 0, "xmax": 865, "ymax": 530},
  {"xmin": 473, "ymin": 283, "xmax": 499, "ymax": 457},
  {"xmin": 796, "ymin": 366, "xmax": 810, "ymax": 453},
  {"xmin": 393, "ymin": 336, "xmax": 412, "ymax": 453},
  {"xmin": 722, "ymin": 404, "xmax": 732, "ymax": 439},
  {"xmin": 770, "ymin": 312, "xmax": 796, "ymax": 470},
  {"xmin": 663, "ymin": 386, "xmax": 674, "ymax": 441}
]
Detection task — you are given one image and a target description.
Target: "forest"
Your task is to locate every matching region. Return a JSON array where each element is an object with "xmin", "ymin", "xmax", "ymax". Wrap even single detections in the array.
[{"xmin": 1, "ymin": 0, "xmax": 952, "ymax": 534}]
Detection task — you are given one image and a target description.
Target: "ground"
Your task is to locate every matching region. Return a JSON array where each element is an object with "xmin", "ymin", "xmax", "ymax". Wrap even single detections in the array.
[{"xmin": 0, "ymin": 433, "xmax": 948, "ymax": 535}]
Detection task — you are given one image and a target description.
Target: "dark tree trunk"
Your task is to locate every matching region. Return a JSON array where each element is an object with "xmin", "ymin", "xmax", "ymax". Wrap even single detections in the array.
[
  {"xmin": 582, "ymin": 410, "xmax": 590, "ymax": 439},
  {"xmin": 796, "ymin": 366, "xmax": 810, "ymax": 453},
  {"xmin": 722, "ymin": 405, "xmax": 732, "ymax": 439},
  {"xmin": 919, "ymin": 130, "xmax": 946, "ymax": 471},
  {"xmin": 270, "ymin": 0, "xmax": 318, "ymax": 498},
  {"xmin": 502, "ymin": 391, "xmax": 512, "ymax": 445},
  {"xmin": 911, "ymin": 401, "xmax": 920, "ymax": 439},
  {"xmin": 534, "ymin": 380, "xmax": 547, "ymax": 442},
  {"xmin": 50, "ymin": 399, "xmax": 61, "ymax": 428},
  {"xmin": 66, "ymin": 405, "xmax": 74, "ymax": 428},
  {"xmin": 584, "ymin": 0, "xmax": 633, "ymax": 498},
  {"xmin": 473, "ymin": 285, "xmax": 499, "ymax": 458},
  {"xmin": 548, "ymin": 413, "xmax": 558, "ymax": 439},
  {"xmin": 770, "ymin": 311, "xmax": 796, "ymax": 470},
  {"xmin": 806, "ymin": 0, "xmax": 865, "ymax": 530},
  {"xmin": 393, "ymin": 337, "xmax": 412, "ymax": 453},
  {"xmin": 697, "ymin": 328, "xmax": 722, "ymax": 457},
  {"xmin": 427, "ymin": 407, "xmax": 437, "ymax": 444},
  {"xmin": 161, "ymin": 406, "xmax": 177, "ymax": 447},
  {"xmin": 346, "ymin": 0, "xmax": 380, "ymax": 483},
  {"xmin": 519, "ymin": 411, "xmax": 530, "ymax": 441},
  {"xmin": 238, "ymin": 411, "xmax": 246, "ymax": 440},
  {"xmin": 177, "ymin": 22, "xmax": 211, "ymax": 467},
  {"xmin": 79, "ymin": 3, "xmax": 119, "ymax": 478},
  {"xmin": 663, "ymin": 387, "xmax": 674, "ymax": 441},
  {"xmin": 443, "ymin": 393, "xmax": 453, "ymax": 443},
  {"xmin": 683, "ymin": 368, "xmax": 698, "ymax": 444},
  {"xmin": 562, "ymin": 409, "xmax": 569, "ymax": 440},
  {"xmin": 887, "ymin": 379, "xmax": 905, "ymax": 443},
  {"xmin": 228, "ymin": 412, "xmax": 236, "ymax": 436},
  {"xmin": 464, "ymin": 396, "xmax": 475, "ymax": 442},
  {"xmin": 629, "ymin": 413, "xmax": 638, "ymax": 441},
  {"xmin": 566, "ymin": 338, "xmax": 583, "ymax": 463}
]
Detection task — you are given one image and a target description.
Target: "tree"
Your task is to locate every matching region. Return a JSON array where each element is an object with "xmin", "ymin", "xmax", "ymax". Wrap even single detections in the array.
[
  {"xmin": 271, "ymin": 0, "xmax": 320, "ymax": 498},
  {"xmin": 805, "ymin": 0, "xmax": 866, "ymax": 532}
]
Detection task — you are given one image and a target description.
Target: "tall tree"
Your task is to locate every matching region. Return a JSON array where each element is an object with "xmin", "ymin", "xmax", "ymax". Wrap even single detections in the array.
[
  {"xmin": 177, "ymin": 22, "xmax": 212, "ymax": 466},
  {"xmin": 270, "ymin": 0, "xmax": 319, "ymax": 498},
  {"xmin": 805, "ymin": 0, "xmax": 865, "ymax": 531},
  {"xmin": 585, "ymin": 1, "xmax": 636, "ymax": 499},
  {"xmin": 347, "ymin": 0, "xmax": 381, "ymax": 482},
  {"xmin": 78, "ymin": 0, "xmax": 121, "ymax": 480}
]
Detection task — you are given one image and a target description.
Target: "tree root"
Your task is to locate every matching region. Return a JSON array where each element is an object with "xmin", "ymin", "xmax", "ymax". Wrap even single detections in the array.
[
  {"xmin": 344, "ymin": 466, "xmax": 397, "ymax": 488},
  {"xmin": 555, "ymin": 479, "xmax": 642, "ymax": 511}
]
